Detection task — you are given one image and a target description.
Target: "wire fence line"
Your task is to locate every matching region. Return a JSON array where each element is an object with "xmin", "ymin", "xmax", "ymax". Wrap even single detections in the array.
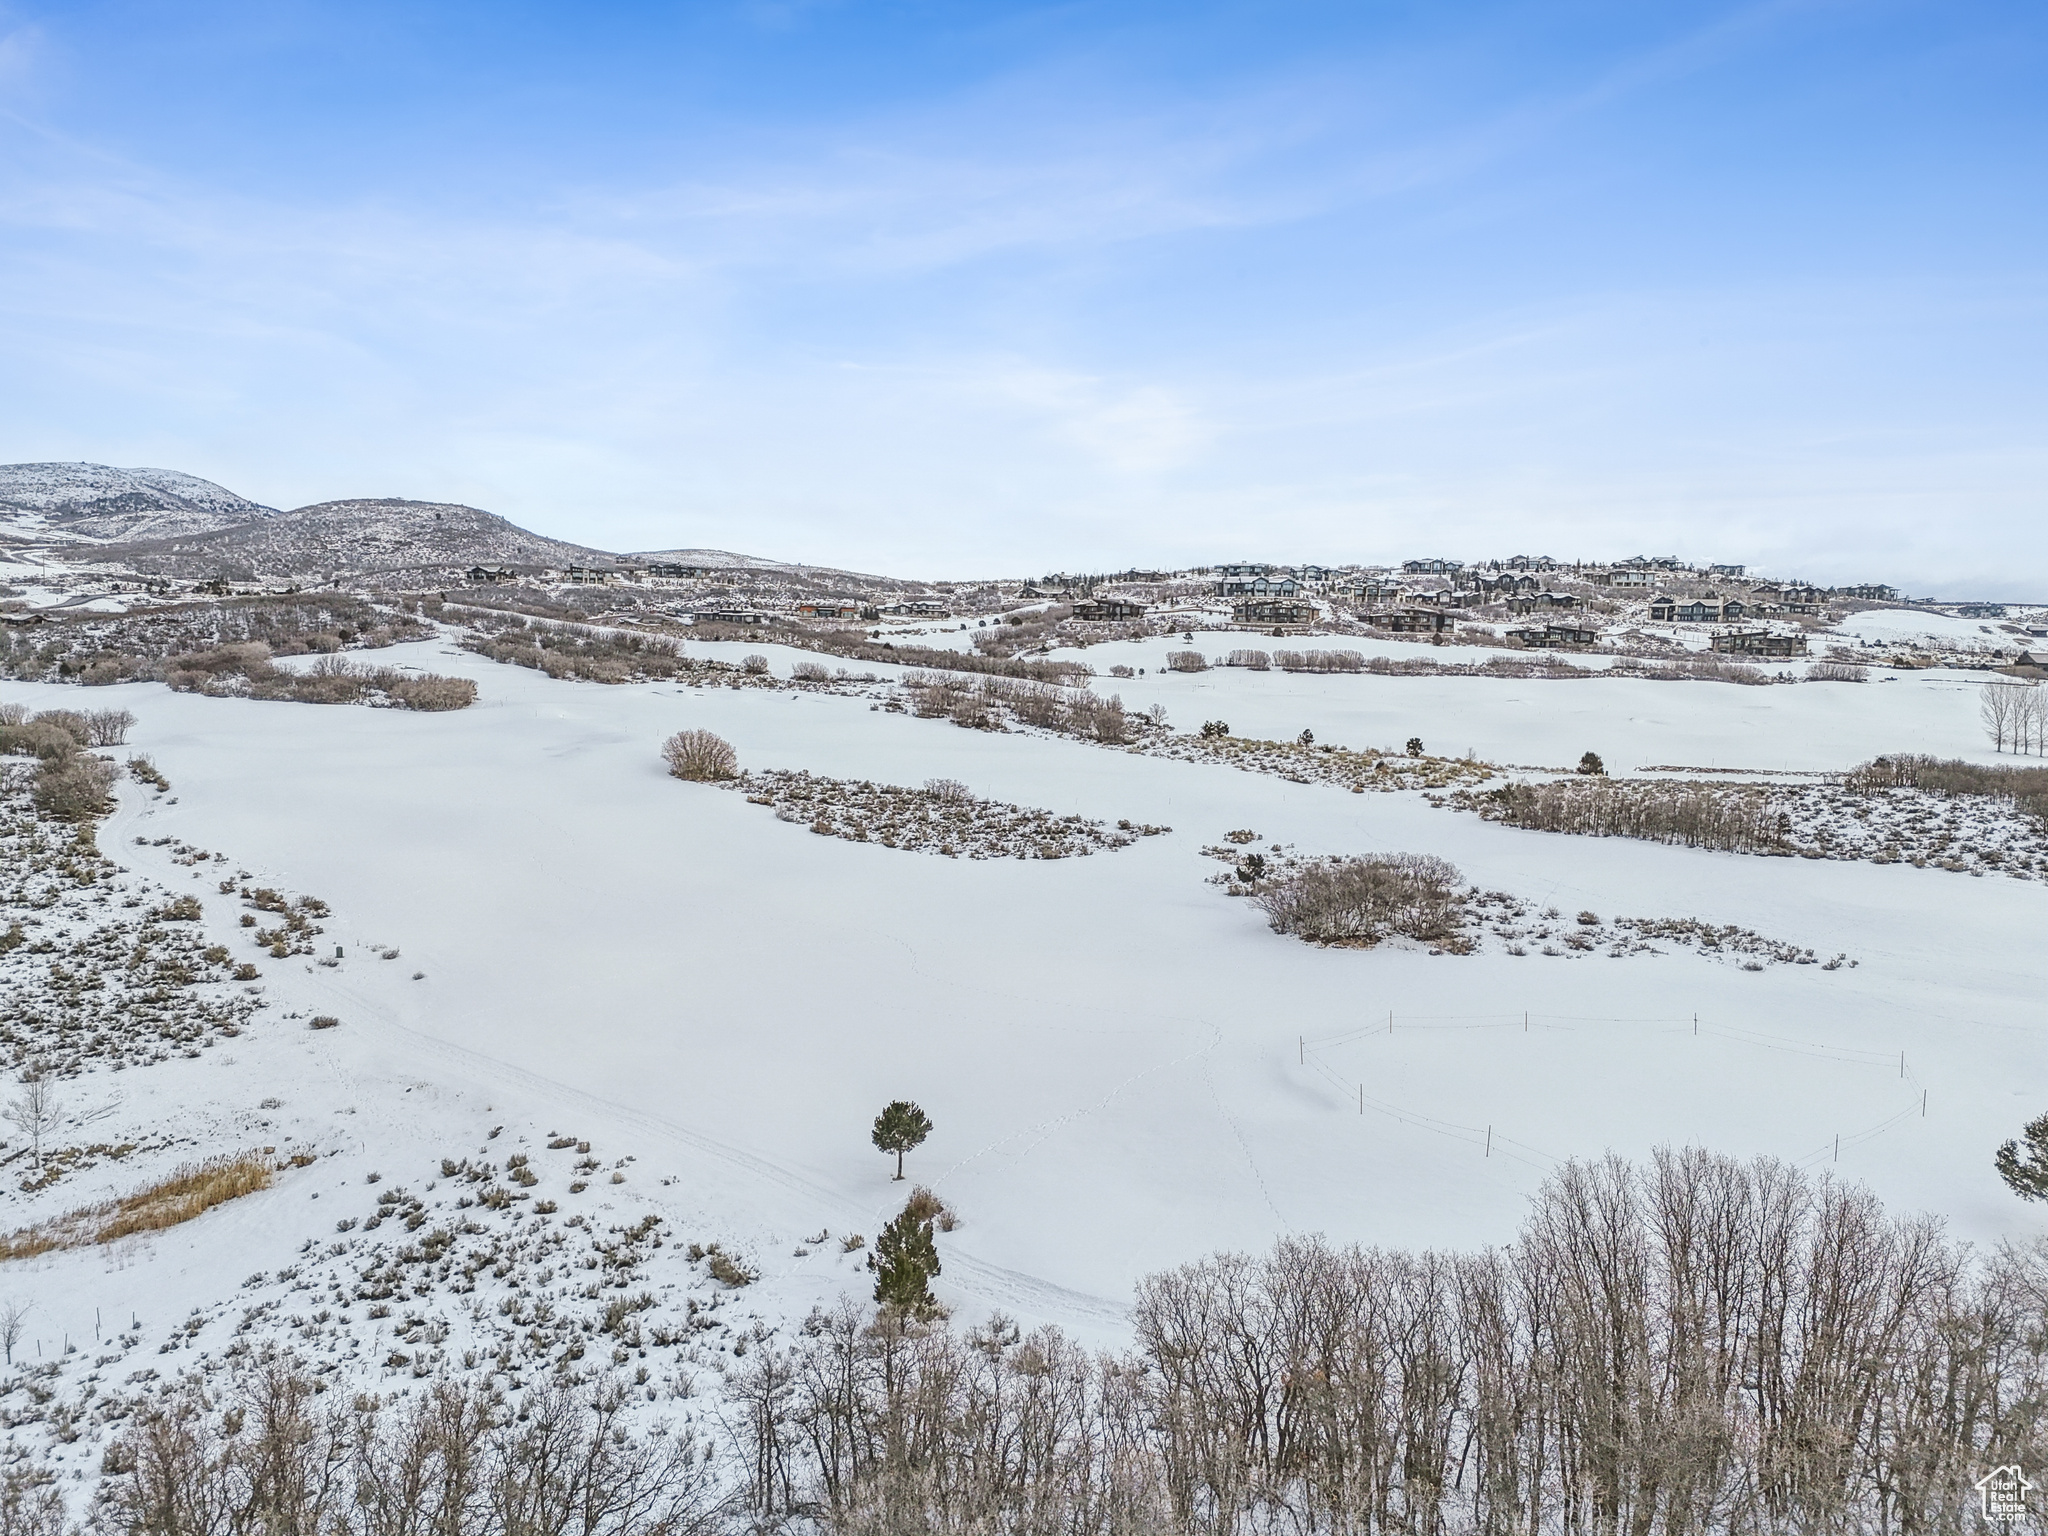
[{"xmin": 1298, "ymin": 1008, "xmax": 1930, "ymax": 1174}]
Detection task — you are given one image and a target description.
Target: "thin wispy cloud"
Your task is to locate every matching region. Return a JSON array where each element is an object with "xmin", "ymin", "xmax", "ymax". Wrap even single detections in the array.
[{"xmin": 0, "ymin": 0, "xmax": 2039, "ymax": 589}]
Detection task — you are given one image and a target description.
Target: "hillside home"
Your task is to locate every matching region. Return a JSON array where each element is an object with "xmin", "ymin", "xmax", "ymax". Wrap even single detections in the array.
[
  {"xmin": 1648, "ymin": 594, "xmax": 1748, "ymax": 623},
  {"xmin": 1711, "ymin": 630, "xmax": 1807, "ymax": 657},
  {"xmin": 1402, "ymin": 557, "xmax": 1463, "ymax": 576},
  {"xmin": 1506, "ymin": 591, "xmax": 1581, "ymax": 613},
  {"xmin": 1218, "ymin": 574, "xmax": 1302, "ymax": 597},
  {"xmin": 1509, "ymin": 622, "xmax": 1599, "ymax": 647},
  {"xmin": 1374, "ymin": 607, "xmax": 1454, "ymax": 634},
  {"xmin": 1071, "ymin": 598, "xmax": 1148, "ymax": 621},
  {"xmin": 1601, "ymin": 569, "xmax": 1652, "ymax": 588},
  {"xmin": 1835, "ymin": 584, "xmax": 1898, "ymax": 602},
  {"xmin": 1232, "ymin": 598, "xmax": 1317, "ymax": 626}
]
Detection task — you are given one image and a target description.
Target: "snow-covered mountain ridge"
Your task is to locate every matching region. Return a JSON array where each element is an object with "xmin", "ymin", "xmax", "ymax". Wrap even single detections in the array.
[{"xmin": 0, "ymin": 462, "xmax": 277, "ymax": 542}]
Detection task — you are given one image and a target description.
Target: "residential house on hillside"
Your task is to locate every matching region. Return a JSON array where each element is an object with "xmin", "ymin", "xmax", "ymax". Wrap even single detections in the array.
[
  {"xmin": 1374, "ymin": 607, "xmax": 1454, "ymax": 634},
  {"xmin": 796, "ymin": 599, "xmax": 864, "ymax": 620},
  {"xmin": 1509, "ymin": 621, "xmax": 1599, "ymax": 647},
  {"xmin": 1071, "ymin": 597, "xmax": 1148, "ymax": 621},
  {"xmin": 1835, "ymin": 584, "xmax": 1898, "ymax": 602},
  {"xmin": 1505, "ymin": 555, "xmax": 1559, "ymax": 571},
  {"xmin": 882, "ymin": 599, "xmax": 952, "ymax": 618},
  {"xmin": 1402, "ymin": 557, "xmax": 1463, "ymax": 576},
  {"xmin": 565, "ymin": 565, "xmax": 612, "ymax": 585},
  {"xmin": 693, "ymin": 607, "xmax": 767, "ymax": 626},
  {"xmin": 1219, "ymin": 573, "xmax": 1302, "ymax": 597},
  {"xmin": 1601, "ymin": 569, "xmax": 1652, "ymax": 588},
  {"xmin": 1649, "ymin": 594, "xmax": 1748, "ymax": 623},
  {"xmin": 1711, "ymin": 630, "xmax": 1807, "ymax": 657},
  {"xmin": 1479, "ymin": 573, "xmax": 1541, "ymax": 596},
  {"xmin": 1955, "ymin": 603, "xmax": 2008, "ymax": 619},
  {"xmin": 466, "ymin": 565, "xmax": 515, "ymax": 584},
  {"xmin": 1709, "ymin": 563, "xmax": 1747, "ymax": 577},
  {"xmin": 1232, "ymin": 598, "xmax": 1316, "ymax": 626},
  {"xmin": 1507, "ymin": 591, "xmax": 1581, "ymax": 614}
]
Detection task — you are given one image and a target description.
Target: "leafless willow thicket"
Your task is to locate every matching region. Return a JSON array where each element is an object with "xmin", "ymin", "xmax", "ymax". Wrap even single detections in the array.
[
  {"xmin": 663, "ymin": 730, "xmax": 740, "ymax": 782},
  {"xmin": 729, "ymin": 1149, "xmax": 2048, "ymax": 1534},
  {"xmin": 77, "ymin": 1369, "xmax": 726, "ymax": 1536},
  {"xmin": 1270, "ymin": 649, "xmax": 1366, "ymax": 673},
  {"xmin": 1255, "ymin": 854, "xmax": 1467, "ymax": 946},
  {"xmin": 899, "ymin": 670, "xmax": 1151, "ymax": 745},
  {"xmin": 1463, "ymin": 780, "xmax": 1784, "ymax": 852}
]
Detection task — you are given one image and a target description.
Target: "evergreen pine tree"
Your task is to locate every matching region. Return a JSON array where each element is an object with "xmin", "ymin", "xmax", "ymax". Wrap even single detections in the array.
[
  {"xmin": 869, "ymin": 1203, "xmax": 942, "ymax": 1315},
  {"xmin": 1996, "ymin": 1113, "xmax": 2048, "ymax": 1200},
  {"xmin": 871, "ymin": 1100, "xmax": 933, "ymax": 1181}
]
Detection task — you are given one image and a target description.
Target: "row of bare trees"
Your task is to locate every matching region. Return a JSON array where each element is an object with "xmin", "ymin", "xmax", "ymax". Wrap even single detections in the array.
[
  {"xmin": 43, "ymin": 1152, "xmax": 2048, "ymax": 1534},
  {"xmin": 1981, "ymin": 681, "xmax": 2048, "ymax": 755},
  {"xmin": 719, "ymin": 1149, "xmax": 2048, "ymax": 1534}
]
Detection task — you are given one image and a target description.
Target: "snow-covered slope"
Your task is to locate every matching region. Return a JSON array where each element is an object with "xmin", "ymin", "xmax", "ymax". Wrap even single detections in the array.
[
  {"xmin": 98, "ymin": 498, "xmax": 617, "ymax": 581},
  {"xmin": 0, "ymin": 462, "xmax": 276, "ymax": 542},
  {"xmin": 627, "ymin": 546, "xmax": 803, "ymax": 572},
  {"xmin": 0, "ymin": 626, "xmax": 2042, "ymax": 1484}
]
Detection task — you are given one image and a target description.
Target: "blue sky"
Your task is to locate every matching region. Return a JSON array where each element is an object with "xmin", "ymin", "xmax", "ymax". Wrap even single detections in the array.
[{"xmin": 1, "ymin": 0, "xmax": 2042, "ymax": 588}]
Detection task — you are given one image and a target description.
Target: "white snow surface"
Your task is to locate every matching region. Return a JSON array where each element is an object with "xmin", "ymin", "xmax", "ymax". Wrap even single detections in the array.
[
  {"xmin": 1833, "ymin": 607, "xmax": 2035, "ymax": 649},
  {"xmin": 0, "ymin": 633, "xmax": 2041, "ymax": 1380}
]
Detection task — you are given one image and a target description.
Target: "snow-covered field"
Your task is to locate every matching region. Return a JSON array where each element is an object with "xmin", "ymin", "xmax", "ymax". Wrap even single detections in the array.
[
  {"xmin": 0, "ymin": 627, "xmax": 2041, "ymax": 1443},
  {"xmin": 1834, "ymin": 606, "xmax": 2041, "ymax": 649}
]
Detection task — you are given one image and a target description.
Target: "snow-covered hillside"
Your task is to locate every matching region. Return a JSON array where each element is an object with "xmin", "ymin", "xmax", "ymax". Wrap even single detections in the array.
[
  {"xmin": 97, "ymin": 498, "xmax": 617, "ymax": 582},
  {"xmin": 0, "ymin": 463, "xmax": 276, "ymax": 542}
]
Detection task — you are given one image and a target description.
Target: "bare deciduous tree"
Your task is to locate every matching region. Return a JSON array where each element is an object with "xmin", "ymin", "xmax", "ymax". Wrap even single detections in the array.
[
  {"xmin": 1982, "ymin": 680, "xmax": 2019, "ymax": 751},
  {"xmin": 3, "ymin": 1073, "xmax": 60, "ymax": 1173},
  {"xmin": 0, "ymin": 1300, "xmax": 27, "ymax": 1367},
  {"xmin": 83, "ymin": 707, "xmax": 137, "ymax": 746}
]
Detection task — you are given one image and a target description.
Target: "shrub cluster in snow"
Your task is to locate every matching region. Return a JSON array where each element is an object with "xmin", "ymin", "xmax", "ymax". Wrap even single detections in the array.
[
  {"xmin": 0, "ymin": 1132, "xmax": 799, "ymax": 1472},
  {"xmin": 0, "ymin": 595, "xmax": 431, "ymax": 687},
  {"xmin": 724, "ymin": 769, "xmax": 1168, "ymax": 860},
  {"xmin": 1143, "ymin": 733, "xmax": 1497, "ymax": 793},
  {"xmin": 1206, "ymin": 836, "xmax": 1847, "ymax": 967},
  {"xmin": 0, "ymin": 780, "xmax": 265, "ymax": 1077},
  {"xmin": 1442, "ymin": 764, "xmax": 2048, "ymax": 878},
  {"xmin": 894, "ymin": 670, "xmax": 1154, "ymax": 744}
]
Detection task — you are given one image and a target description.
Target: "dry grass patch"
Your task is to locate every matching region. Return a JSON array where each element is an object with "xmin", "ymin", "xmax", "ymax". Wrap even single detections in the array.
[{"xmin": 0, "ymin": 1151, "xmax": 276, "ymax": 1259}]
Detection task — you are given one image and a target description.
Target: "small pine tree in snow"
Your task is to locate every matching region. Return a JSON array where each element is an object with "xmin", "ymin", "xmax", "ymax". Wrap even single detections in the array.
[
  {"xmin": 871, "ymin": 1099, "xmax": 932, "ymax": 1181},
  {"xmin": 1406, "ymin": 737, "xmax": 1425, "ymax": 757},
  {"xmin": 1578, "ymin": 751, "xmax": 1606, "ymax": 776},
  {"xmin": 869, "ymin": 1202, "xmax": 942, "ymax": 1315},
  {"xmin": 1996, "ymin": 1114, "xmax": 2048, "ymax": 1201}
]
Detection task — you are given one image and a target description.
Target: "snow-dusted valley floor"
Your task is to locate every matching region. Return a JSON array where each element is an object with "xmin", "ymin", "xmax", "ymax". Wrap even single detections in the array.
[{"xmin": 0, "ymin": 629, "xmax": 2042, "ymax": 1479}]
